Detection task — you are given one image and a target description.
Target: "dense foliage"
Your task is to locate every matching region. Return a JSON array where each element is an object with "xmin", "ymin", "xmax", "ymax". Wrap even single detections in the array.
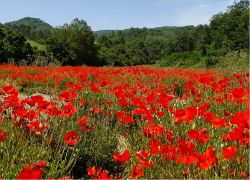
[
  {"xmin": 0, "ymin": 0, "xmax": 248, "ymax": 67},
  {"xmin": 96, "ymin": 26, "xmax": 194, "ymax": 66},
  {"xmin": 0, "ymin": 26, "xmax": 34, "ymax": 64},
  {"xmin": 96, "ymin": 0, "xmax": 249, "ymax": 66},
  {"xmin": 4, "ymin": 17, "xmax": 53, "ymax": 41},
  {"xmin": 46, "ymin": 19, "xmax": 98, "ymax": 66}
]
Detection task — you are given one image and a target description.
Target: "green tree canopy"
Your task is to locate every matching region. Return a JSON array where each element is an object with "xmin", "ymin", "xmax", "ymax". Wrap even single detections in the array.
[
  {"xmin": 0, "ymin": 27, "xmax": 34, "ymax": 64},
  {"xmin": 47, "ymin": 18, "xmax": 98, "ymax": 66}
]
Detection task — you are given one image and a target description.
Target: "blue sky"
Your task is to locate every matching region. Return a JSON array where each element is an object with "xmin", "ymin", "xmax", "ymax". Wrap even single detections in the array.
[{"xmin": 0, "ymin": 0, "xmax": 236, "ymax": 30}]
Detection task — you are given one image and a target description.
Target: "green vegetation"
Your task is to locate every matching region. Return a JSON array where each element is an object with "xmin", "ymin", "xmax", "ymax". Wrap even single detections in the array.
[
  {"xmin": 160, "ymin": 51, "xmax": 202, "ymax": 68},
  {"xmin": 5, "ymin": 17, "xmax": 53, "ymax": 41},
  {"xmin": 96, "ymin": 26, "xmax": 195, "ymax": 66},
  {"xmin": 46, "ymin": 18, "xmax": 98, "ymax": 66},
  {"xmin": 159, "ymin": 0, "xmax": 249, "ymax": 68},
  {"xmin": 0, "ymin": 26, "xmax": 34, "ymax": 64},
  {"xmin": 26, "ymin": 40, "xmax": 46, "ymax": 51},
  {"xmin": 0, "ymin": 0, "xmax": 248, "ymax": 67}
]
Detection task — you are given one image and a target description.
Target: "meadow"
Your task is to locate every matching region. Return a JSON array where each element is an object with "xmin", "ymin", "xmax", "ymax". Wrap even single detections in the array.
[{"xmin": 0, "ymin": 64, "xmax": 249, "ymax": 179}]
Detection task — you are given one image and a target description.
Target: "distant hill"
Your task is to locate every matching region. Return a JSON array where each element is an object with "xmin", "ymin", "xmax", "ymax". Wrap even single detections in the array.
[
  {"xmin": 3, "ymin": 17, "xmax": 195, "ymax": 37},
  {"xmin": 94, "ymin": 26, "xmax": 195, "ymax": 36},
  {"xmin": 95, "ymin": 30, "xmax": 119, "ymax": 35},
  {"xmin": 4, "ymin": 17, "xmax": 53, "ymax": 40}
]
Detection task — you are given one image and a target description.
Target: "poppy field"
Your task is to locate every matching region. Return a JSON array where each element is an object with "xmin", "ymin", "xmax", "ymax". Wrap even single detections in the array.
[{"xmin": 0, "ymin": 64, "xmax": 249, "ymax": 179}]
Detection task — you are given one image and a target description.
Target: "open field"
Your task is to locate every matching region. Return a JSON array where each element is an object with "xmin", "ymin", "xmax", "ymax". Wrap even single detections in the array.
[{"xmin": 0, "ymin": 65, "xmax": 249, "ymax": 179}]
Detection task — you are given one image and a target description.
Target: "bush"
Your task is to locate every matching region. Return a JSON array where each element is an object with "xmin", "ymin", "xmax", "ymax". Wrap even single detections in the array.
[
  {"xmin": 204, "ymin": 56, "xmax": 219, "ymax": 67},
  {"xmin": 214, "ymin": 50, "xmax": 249, "ymax": 72},
  {"xmin": 159, "ymin": 51, "xmax": 202, "ymax": 67}
]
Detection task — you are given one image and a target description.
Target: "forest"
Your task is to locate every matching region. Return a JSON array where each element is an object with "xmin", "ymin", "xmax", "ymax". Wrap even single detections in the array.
[{"xmin": 0, "ymin": 0, "xmax": 249, "ymax": 67}]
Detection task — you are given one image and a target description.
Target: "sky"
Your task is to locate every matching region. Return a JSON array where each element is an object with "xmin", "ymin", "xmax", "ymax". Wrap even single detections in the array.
[{"xmin": 0, "ymin": 0, "xmax": 236, "ymax": 31}]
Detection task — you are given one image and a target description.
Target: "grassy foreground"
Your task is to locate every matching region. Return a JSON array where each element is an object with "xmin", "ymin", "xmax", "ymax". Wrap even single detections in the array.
[{"xmin": 0, "ymin": 65, "xmax": 249, "ymax": 179}]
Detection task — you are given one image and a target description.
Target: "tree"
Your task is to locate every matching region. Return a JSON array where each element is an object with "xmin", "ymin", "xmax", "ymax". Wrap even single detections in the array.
[
  {"xmin": 47, "ymin": 18, "xmax": 98, "ymax": 66},
  {"xmin": 174, "ymin": 31, "xmax": 195, "ymax": 52},
  {"xmin": 195, "ymin": 25, "xmax": 211, "ymax": 55},
  {"xmin": 0, "ymin": 27, "xmax": 5, "ymax": 61},
  {"xmin": 0, "ymin": 28, "xmax": 34, "ymax": 64},
  {"xmin": 4, "ymin": 17, "xmax": 53, "ymax": 41},
  {"xmin": 210, "ymin": 0, "xmax": 249, "ymax": 51}
]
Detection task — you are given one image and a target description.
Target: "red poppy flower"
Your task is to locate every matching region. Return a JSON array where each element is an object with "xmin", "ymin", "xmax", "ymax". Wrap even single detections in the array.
[
  {"xmin": 142, "ymin": 123, "xmax": 165, "ymax": 138},
  {"xmin": 210, "ymin": 117, "xmax": 227, "ymax": 128},
  {"xmin": 34, "ymin": 160, "xmax": 47, "ymax": 169},
  {"xmin": 222, "ymin": 127, "xmax": 245, "ymax": 142},
  {"xmin": 138, "ymin": 159, "xmax": 154, "ymax": 168},
  {"xmin": 196, "ymin": 146, "xmax": 216, "ymax": 170},
  {"xmin": 113, "ymin": 150, "xmax": 131, "ymax": 164},
  {"xmin": 119, "ymin": 98, "xmax": 129, "ymax": 107},
  {"xmin": 78, "ymin": 98, "xmax": 86, "ymax": 107},
  {"xmin": 237, "ymin": 171, "xmax": 248, "ymax": 178},
  {"xmin": 228, "ymin": 169, "xmax": 234, "ymax": 176},
  {"xmin": 166, "ymin": 130, "xmax": 173, "ymax": 142},
  {"xmin": 26, "ymin": 120, "xmax": 48, "ymax": 135},
  {"xmin": 146, "ymin": 92, "xmax": 156, "ymax": 103},
  {"xmin": 171, "ymin": 106, "xmax": 197, "ymax": 124},
  {"xmin": 77, "ymin": 115, "xmax": 89, "ymax": 125},
  {"xmin": 162, "ymin": 144, "xmax": 178, "ymax": 160},
  {"xmin": 0, "ymin": 130, "xmax": 6, "ymax": 142},
  {"xmin": 58, "ymin": 90, "xmax": 77, "ymax": 103},
  {"xmin": 133, "ymin": 107, "xmax": 147, "ymax": 115},
  {"xmin": 222, "ymin": 146, "xmax": 238, "ymax": 160},
  {"xmin": 63, "ymin": 131, "xmax": 79, "ymax": 146},
  {"xmin": 176, "ymin": 139, "xmax": 198, "ymax": 165},
  {"xmin": 90, "ymin": 85, "xmax": 100, "ymax": 93},
  {"xmin": 99, "ymin": 171, "xmax": 112, "ymax": 180},
  {"xmin": 17, "ymin": 163, "xmax": 43, "ymax": 179},
  {"xmin": 157, "ymin": 111, "xmax": 165, "ymax": 117},
  {"xmin": 60, "ymin": 104, "xmax": 76, "ymax": 118},
  {"xmin": 1, "ymin": 85, "xmax": 18, "ymax": 95},
  {"xmin": 135, "ymin": 150, "xmax": 150, "ymax": 160},
  {"xmin": 230, "ymin": 110, "xmax": 249, "ymax": 129},
  {"xmin": 148, "ymin": 139, "xmax": 165, "ymax": 155},
  {"xmin": 122, "ymin": 116, "xmax": 133, "ymax": 124},
  {"xmin": 188, "ymin": 129, "xmax": 211, "ymax": 144},
  {"xmin": 227, "ymin": 87, "xmax": 246, "ymax": 103},
  {"xmin": 131, "ymin": 165, "xmax": 144, "ymax": 179},
  {"xmin": 87, "ymin": 166, "xmax": 102, "ymax": 178},
  {"xmin": 87, "ymin": 166, "xmax": 112, "ymax": 179}
]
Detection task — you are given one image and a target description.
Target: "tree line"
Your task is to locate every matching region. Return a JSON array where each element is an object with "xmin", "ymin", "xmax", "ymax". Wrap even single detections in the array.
[{"xmin": 0, "ymin": 0, "xmax": 248, "ymax": 67}]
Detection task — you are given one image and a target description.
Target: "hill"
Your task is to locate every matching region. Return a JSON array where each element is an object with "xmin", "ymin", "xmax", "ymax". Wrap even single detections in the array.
[
  {"xmin": 95, "ymin": 30, "xmax": 119, "ymax": 35},
  {"xmin": 5, "ymin": 17, "xmax": 53, "ymax": 40}
]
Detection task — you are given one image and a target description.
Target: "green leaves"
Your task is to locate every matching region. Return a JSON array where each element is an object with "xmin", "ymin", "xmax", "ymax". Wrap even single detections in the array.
[{"xmin": 46, "ymin": 19, "xmax": 97, "ymax": 66}]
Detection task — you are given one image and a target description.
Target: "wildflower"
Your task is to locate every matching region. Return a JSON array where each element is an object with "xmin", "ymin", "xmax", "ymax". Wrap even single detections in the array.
[
  {"xmin": 187, "ymin": 129, "xmax": 211, "ymax": 144},
  {"xmin": 18, "ymin": 164, "xmax": 42, "ymax": 179},
  {"xmin": 0, "ymin": 130, "xmax": 6, "ymax": 142},
  {"xmin": 196, "ymin": 146, "xmax": 217, "ymax": 170},
  {"xmin": 131, "ymin": 165, "xmax": 144, "ymax": 179},
  {"xmin": 122, "ymin": 116, "xmax": 133, "ymax": 124},
  {"xmin": 87, "ymin": 166, "xmax": 112, "ymax": 179},
  {"xmin": 176, "ymin": 139, "xmax": 198, "ymax": 165},
  {"xmin": 222, "ymin": 146, "xmax": 238, "ymax": 160},
  {"xmin": 113, "ymin": 150, "xmax": 131, "ymax": 164},
  {"xmin": 60, "ymin": 104, "xmax": 76, "ymax": 118},
  {"xmin": 63, "ymin": 130, "xmax": 79, "ymax": 146}
]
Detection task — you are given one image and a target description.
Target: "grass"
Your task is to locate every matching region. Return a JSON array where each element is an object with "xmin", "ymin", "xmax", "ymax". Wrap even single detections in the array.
[{"xmin": 26, "ymin": 40, "xmax": 46, "ymax": 51}]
